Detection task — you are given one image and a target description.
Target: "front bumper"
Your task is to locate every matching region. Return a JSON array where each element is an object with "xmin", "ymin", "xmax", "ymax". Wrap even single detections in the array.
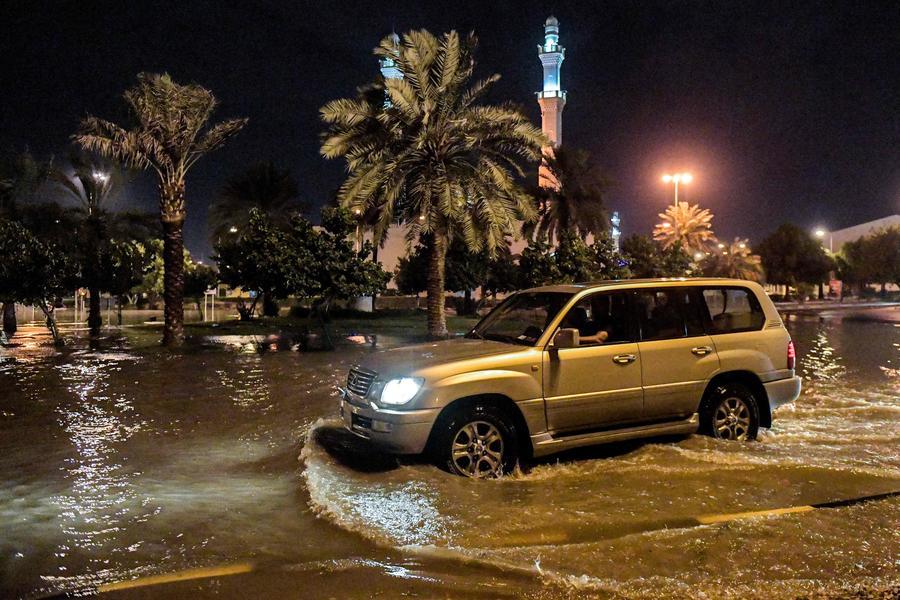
[
  {"xmin": 764, "ymin": 375, "xmax": 802, "ymax": 412},
  {"xmin": 338, "ymin": 388, "xmax": 439, "ymax": 455}
]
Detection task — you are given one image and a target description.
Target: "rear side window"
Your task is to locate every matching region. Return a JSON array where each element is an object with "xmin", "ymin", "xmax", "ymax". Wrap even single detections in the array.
[
  {"xmin": 635, "ymin": 288, "xmax": 705, "ymax": 341},
  {"xmin": 702, "ymin": 287, "xmax": 765, "ymax": 334}
]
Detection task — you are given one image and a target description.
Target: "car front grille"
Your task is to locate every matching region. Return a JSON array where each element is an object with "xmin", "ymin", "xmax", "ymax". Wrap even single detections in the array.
[{"xmin": 347, "ymin": 366, "xmax": 377, "ymax": 397}]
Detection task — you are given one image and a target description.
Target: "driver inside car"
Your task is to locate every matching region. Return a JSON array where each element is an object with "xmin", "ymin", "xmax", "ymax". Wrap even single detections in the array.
[{"xmin": 563, "ymin": 306, "xmax": 610, "ymax": 345}]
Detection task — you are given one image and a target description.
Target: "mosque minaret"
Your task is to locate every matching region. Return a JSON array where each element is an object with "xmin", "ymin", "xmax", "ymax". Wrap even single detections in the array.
[{"xmin": 536, "ymin": 16, "xmax": 566, "ymax": 148}]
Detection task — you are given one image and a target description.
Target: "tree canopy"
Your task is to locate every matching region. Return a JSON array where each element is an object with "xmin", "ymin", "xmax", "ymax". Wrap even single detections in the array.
[{"xmin": 756, "ymin": 224, "xmax": 833, "ymax": 288}]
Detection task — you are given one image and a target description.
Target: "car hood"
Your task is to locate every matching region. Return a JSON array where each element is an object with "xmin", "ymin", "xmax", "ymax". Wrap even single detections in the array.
[{"xmin": 357, "ymin": 337, "xmax": 523, "ymax": 379}]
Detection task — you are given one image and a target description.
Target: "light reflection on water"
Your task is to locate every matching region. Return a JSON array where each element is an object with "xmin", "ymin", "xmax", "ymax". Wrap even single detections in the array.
[
  {"xmin": 799, "ymin": 327, "xmax": 845, "ymax": 382},
  {"xmin": 0, "ymin": 314, "xmax": 898, "ymax": 598},
  {"xmin": 50, "ymin": 353, "xmax": 151, "ymax": 590}
]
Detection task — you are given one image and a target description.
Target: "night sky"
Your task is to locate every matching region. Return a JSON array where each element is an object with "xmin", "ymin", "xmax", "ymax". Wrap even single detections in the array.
[{"xmin": 3, "ymin": 0, "xmax": 898, "ymax": 259}]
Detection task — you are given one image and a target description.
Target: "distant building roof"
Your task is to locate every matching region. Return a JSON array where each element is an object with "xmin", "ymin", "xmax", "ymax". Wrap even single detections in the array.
[{"xmin": 830, "ymin": 214, "xmax": 900, "ymax": 252}]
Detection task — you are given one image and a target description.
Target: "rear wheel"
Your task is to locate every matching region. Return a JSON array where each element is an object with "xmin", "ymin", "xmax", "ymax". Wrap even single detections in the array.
[
  {"xmin": 433, "ymin": 403, "xmax": 519, "ymax": 478},
  {"xmin": 701, "ymin": 382, "xmax": 760, "ymax": 441}
]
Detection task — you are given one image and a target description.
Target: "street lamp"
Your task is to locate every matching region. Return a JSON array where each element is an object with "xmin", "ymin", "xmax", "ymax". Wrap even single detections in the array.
[
  {"xmin": 353, "ymin": 208, "xmax": 363, "ymax": 252},
  {"xmin": 814, "ymin": 228, "xmax": 833, "ymax": 253},
  {"xmin": 92, "ymin": 171, "xmax": 109, "ymax": 183},
  {"xmin": 661, "ymin": 172, "xmax": 693, "ymax": 204}
]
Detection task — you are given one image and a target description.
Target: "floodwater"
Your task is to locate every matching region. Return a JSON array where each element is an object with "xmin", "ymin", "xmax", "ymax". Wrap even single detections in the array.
[{"xmin": 1, "ymin": 311, "xmax": 898, "ymax": 599}]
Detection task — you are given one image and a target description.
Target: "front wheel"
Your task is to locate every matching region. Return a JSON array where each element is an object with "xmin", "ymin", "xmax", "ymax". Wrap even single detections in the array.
[
  {"xmin": 701, "ymin": 382, "xmax": 760, "ymax": 441},
  {"xmin": 432, "ymin": 404, "xmax": 519, "ymax": 478}
]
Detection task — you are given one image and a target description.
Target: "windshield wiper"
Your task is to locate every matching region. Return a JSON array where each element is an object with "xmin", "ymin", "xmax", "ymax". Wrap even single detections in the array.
[{"xmin": 483, "ymin": 333, "xmax": 529, "ymax": 345}]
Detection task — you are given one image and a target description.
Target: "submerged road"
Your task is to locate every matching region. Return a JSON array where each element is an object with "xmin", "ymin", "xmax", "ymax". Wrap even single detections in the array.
[{"xmin": 1, "ymin": 310, "xmax": 898, "ymax": 598}]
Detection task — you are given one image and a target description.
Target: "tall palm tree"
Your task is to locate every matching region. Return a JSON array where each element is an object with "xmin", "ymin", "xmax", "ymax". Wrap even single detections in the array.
[
  {"xmin": 74, "ymin": 73, "xmax": 246, "ymax": 346},
  {"xmin": 52, "ymin": 151, "xmax": 122, "ymax": 335},
  {"xmin": 526, "ymin": 146, "xmax": 609, "ymax": 244},
  {"xmin": 321, "ymin": 30, "xmax": 547, "ymax": 338},
  {"xmin": 209, "ymin": 162, "xmax": 305, "ymax": 240},
  {"xmin": 653, "ymin": 201, "xmax": 717, "ymax": 254},
  {"xmin": 700, "ymin": 237, "xmax": 763, "ymax": 281}
]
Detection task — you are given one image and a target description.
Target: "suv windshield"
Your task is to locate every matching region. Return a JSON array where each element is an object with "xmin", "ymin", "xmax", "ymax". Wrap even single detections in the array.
[{"xmin": 467, "ymin": 292, "xmax": 574, "ymax": 345}]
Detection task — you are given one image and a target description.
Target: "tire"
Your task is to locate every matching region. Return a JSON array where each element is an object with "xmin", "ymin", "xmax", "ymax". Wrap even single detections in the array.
[
  {"xmin": 700, "ymin": 382, "xmax": 760, "ymax": 441},
  {"xmin": 432, "ymin": 403, "xmax": 520, "ymax": 479}
]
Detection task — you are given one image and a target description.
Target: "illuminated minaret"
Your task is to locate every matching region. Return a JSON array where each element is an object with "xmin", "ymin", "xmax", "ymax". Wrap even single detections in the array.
[
  {"xmin": 537, "ymin": 16, "xmax": 566, "ymax": 187},
  {"xmin": 379, "ymin": 33, "xmax": 402, "ymax": 106}
]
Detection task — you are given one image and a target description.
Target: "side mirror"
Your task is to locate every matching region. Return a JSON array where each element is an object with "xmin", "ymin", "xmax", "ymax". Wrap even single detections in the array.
[{"xmin": 552, "ymin": 328, "xmax": 580, "ymax": 349}]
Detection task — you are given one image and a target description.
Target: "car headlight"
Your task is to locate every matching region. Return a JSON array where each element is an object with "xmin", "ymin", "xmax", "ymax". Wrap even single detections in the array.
[{"xmin": 380, "ymin": 377, "xmax": 424, "ymax": 405}]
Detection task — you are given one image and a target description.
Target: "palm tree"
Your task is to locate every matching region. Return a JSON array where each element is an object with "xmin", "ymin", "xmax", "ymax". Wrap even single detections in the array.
[
  {"xmin": 74, "ymin": 73, "xmax": 246, "ymax": 346},
  {"xmin": 209, "ymin": 162, "xmax": 305, "ymax": 240},
  {"xmin": 653, "ymin": 201, "xmax": 717, "ymax": 254},
  {"xmin": 321, "ymin": 30, "xmax": 547, "ymax": 338},
  {"xmin": 526, "ymin": 146, "xmax": 609, "ymax": 244},
  {"xmin": 52, "ymin": 151, "xmax": 122, "ymax": 335},
  {"xmin": 700, "ymin": 237, "xmax": 763, "ymax": 281}
]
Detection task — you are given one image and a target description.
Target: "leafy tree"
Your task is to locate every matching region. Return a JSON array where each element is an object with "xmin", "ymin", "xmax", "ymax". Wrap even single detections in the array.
[
  {"xmin": 394, "ymin": 248, "xmax": 429, "ymax": 297},
  {"xmin": 209, "ymin": 162, "xmax": 307, "ymax": 241},
  {"xmin": 590, "ymin": 231, "xmax": 631, "ymax": 280},
  {"xmin": 0, "ymin": 149, "xmax": 47, "ymax": 219},
  {"xmin": 0, "ymin": 220, "xmax": 77, "ymax": 345},
  {"xmin": 756, "ymin": 224, "xmax": 833, "ymax": 297},
  {"xmin": 554, "ymin": 231, "xmax": 597, "ymax": 283},
  {"xmin": 99, "ymin": 240, "xmax": 150, "ymax": 325},
  {"xmin": 134, "ymin": 240, "xmax": 194, "ymax": 309},
  {"xmin": 653, "ymin": 202, "xmax": 717, "ymax": 254},
  {"xmin": 482, "ymin": 246, "xmax": 519, "ymax": 299},
  {"xmin": 0, "ymin": 150, "xmax": 50, "ymax": 336},
  {"xmin": 395, "ymin": 234, "xmax": 489, "ymax": 314},
  {"xmin": 184, "ymin": 263, "xmax": 219, "ymax": 319},
  {"xmin": 215, "ymin": 210, "xmax": 294, "ymax": 320},
  {"xmin": 621, "ymin": 234, "xmax": 691, "ymax": 278},
  {"xmin": 108, "ymin": 211, "xmax": 162, "ymax": 244},
  {"xmin": 518, "ymin": 238, "xmax": 562, "ymax": 288},
  {"xmin": 321, "ymin": 30, "xmax": 546, "ymax": 338},
  {"xmin": 299, "ymin": 207, "xmax": 391, "ymax": 323},
  {"xmin": 526, "ymin": 146, "xmax": 609, "ymax": 244},
  {"xmin": 75, "ymin": 72, "xmax": 247, "ymax": 346},
  {"xmin": 837, "ymin": 227, "xmax": 900, "ymax": 296},
  {"xmin": 700, "ymin": 237, "xmax": 763, "ymax": 281},
  {"xmin": 215, "ymin": 208, "xmax": 389, "ymax": 330}
]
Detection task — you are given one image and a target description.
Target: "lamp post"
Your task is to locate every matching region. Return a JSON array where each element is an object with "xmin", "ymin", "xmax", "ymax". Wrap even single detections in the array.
[
  {"xmin": 353, "ymin": 208, "xmax": 363, "ymax": 253},
  {"xmin": 813, "ymin": 228, "xmax": 834, "ymax": 300},
  {"xmin": 814, "ymin": 228, "xmax": 833, "ymax": 253},
  {"xmin": 661, "ymin": 172, "xmax": 693, "ymax": 204}
]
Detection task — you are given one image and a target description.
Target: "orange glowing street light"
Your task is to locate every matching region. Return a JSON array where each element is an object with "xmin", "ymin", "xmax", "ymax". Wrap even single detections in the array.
[{"xmin": 661, "ymin": 172, "xmax": 693, "ymax": 204}]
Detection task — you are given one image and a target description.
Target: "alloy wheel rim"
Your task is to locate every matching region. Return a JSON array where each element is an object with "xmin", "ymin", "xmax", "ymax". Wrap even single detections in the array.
[
  {"xmin": 451, "ymin": 420, "xmax": 504, "ymax": 478},
  {"xmin": 713, "ymin": 396, "xmax": 751, "ymax": 440}
]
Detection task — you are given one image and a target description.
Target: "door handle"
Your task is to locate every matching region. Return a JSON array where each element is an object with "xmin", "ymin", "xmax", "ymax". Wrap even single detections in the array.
[
  {"xmin": 691, "ymin": 346, "xmax": 714, "ymax": 356},
  {"xmin": 612, "ymin": 353, "xmax": 637, "ymax": 365}
]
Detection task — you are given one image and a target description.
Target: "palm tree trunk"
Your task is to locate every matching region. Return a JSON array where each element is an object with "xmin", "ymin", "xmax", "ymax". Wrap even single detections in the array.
[
  {"xmin": 161, "ymin": 218, "xmax": 185, "ymax": 346},
  {"xmin": 426, "ymin": 233, "xmax": 449, "ymax": 339},
  {"xmin": 88, "ymin": 287, "xmax": 102, "ymax": 335},
  {"xmin": 2, "ymin": 302, "xmax": 16, "ymax": 337}
]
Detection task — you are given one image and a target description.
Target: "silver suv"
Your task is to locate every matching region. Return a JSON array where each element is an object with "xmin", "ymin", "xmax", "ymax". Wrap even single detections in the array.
[{"xmin": 338, "ymin": 278, "xmax": 801, "ymax": 478}]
